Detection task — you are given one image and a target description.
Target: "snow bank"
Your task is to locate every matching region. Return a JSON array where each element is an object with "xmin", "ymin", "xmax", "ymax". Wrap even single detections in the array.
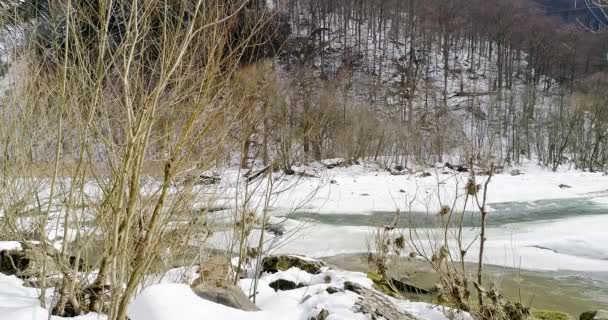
[
  {"xmin": 210, "ymin": 159, "xmax": 608, "ymax": 215},
  {"xmin": 0, "ymin": 273, "xmax": 105, "ymax": 320},
  {"xmin": 128, "ymin": 284, "xmax": 284, "ymax": 320}
]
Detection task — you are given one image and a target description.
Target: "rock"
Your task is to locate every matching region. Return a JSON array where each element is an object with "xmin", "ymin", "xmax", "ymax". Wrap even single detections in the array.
[
  {"xmin": 559, "ymin": 184, "xmax": 572, "ymax": 189},
  {"xmin": 264, "ymin": 223, "xmax": 285, "ymax": 236},
  {"xmin": 268, "ymin": 279, "xmax": 304, "ymax": 291},
  {"xmin": 456, "ymin": 165, "xmax": 469, "ymax": 172},
  {"xmin": 510, "ymin": 169, "xmax": 523, "ymax": 176},
  {"xmin": 310, "ymin": 309, "xmax": 330, "ymax": 320},
  {"xmin": 390, "ymin": 277, "xmax": 430, "ymax": 295},
  {"xmin": 581, "ymin": 310, "xmax": 608, "ymax": 320},
  {"xmin": 262, "ymin": 255, "xmax": 325, "ymax": 274},
  {"xmin": 389, "ymin": 168, "xmax": 406, "ymax": 176},
  {"xmin": 360, "ymin": 193, "xmax": 370, "ymax": 196},
  {"xmin": 182, "ymin": 173, "xmax": 221, "ymax": 186},
  {"xmin": 192, "ymin": 256, "xmax": 234, "ymax": 287},
  {"xmin": 191, "ymin": 284, "xmax": 259, "ymax": 311},
  {"xmin": 420, "ymin": 172, "xmax": 432, "ymax": 177},
  {"xmin": 326, "ymin": 286, "xmax": 343, "ymax": 294},
  {"xmin": 399, "ymin": 189, "xmax": 406, "ymax": 193},
  {"xmin": 1, "ymin": 245, "xmax": 58, "ymax": 279},
  {"xmin": 343, "ymin": 281, "xmax": 419, "ymax": 320},
  {"xmin": 330, "ymin": 179, "xmax": 338, "ymax": 184},
  {"xmin": 0, "ymin": 249, "xmax": 31, "ymax": 276}
]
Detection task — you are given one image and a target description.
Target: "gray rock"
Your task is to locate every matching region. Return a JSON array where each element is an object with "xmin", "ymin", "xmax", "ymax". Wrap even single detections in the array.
[
  {"xmin": 1, "ymin": 244, "xmax": 58, "ymax": 279},
  {"xmin": 269, "ymin": 279, "xmax": 304, "ymax": 291},
  {"xmin": 581, "ymin": 310, "xmax": 608, "ymax": 320},
  {"xmin": 326, "ymin": 286, "xmax": 343, "ymax": 294},
  {"xmin": 343, "ymin": 281, "xmax": 419, "ymax": 320},
  {"xmin": 191, "ymin": 284, "xmax": 260, "ymax": 311},
  {"xmin": 310, "ymin": 309, "xmax": 330, "ymax": 320},
  {"xmin": 510, "ymin": 169, "xmax": 523, "ymax": 176},
  {"xmin": 390, "ymin": 277, "xmax": 430, "ymax": 295},
  {"xmin": 264, "ymin": 223, "xmax": 286, "ymax": 236},
  {"xmin": 262, "ymin": 255, "xmax": 325, "ymax": 274},
  {"xmin": 559, "ymin": 184, "xmax": 572, "ymax": 189}
]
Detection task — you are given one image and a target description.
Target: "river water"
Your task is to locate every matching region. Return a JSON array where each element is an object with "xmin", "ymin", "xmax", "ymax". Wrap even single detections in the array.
[{"xmin": 276, "ymin": 197, "xmax": 608, "ymax": 315}]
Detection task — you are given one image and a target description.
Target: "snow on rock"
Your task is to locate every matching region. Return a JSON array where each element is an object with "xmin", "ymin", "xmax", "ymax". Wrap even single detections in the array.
[
  {"xmin": 0, "ymin": 273, "xmax": 105, "ymax": 320},
  {"xmin": 0, "ymin": 241, "xmax": 22, "ymax": 251},
  {"xmin": 128, "ymin": 283, "xmax": 284, "ymax": 320},
  {"xmin": 0, "ymin": 258, "xmax": 466, "ymax": 320}
]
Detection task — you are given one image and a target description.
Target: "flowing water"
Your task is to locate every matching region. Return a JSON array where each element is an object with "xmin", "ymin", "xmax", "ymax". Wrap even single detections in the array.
[{"xmin": 279, "ymin": 197, "xmax": 608, "ymax": 316}]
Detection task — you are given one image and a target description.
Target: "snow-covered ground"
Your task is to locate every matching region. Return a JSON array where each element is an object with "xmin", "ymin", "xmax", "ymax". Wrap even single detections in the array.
[
  {"xmin": 0, "ymin": 260, "xmax": 468, "ymax": 320},
  {"xmin": 205, "ymin": 159, "xmax": 608, "ymax": 273},
  {"xmin": 255, "ymin": 159, "xmax": 608, "ymax": 214}
]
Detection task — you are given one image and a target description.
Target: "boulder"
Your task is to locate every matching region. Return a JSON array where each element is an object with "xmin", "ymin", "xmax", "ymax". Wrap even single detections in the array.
[
  {"xmin": 191, "ymin": 284, "xmax": 259, "ymax": 311},
  {"xmin": 192, "ymin": 256, "xmax": 234, "ymax": 287},
  {"xmin": 558, "ymin": 184, "xmax": 572, "ymax": 189},
  {"xmin": 420, "ymin": 172, "xmax": 432, "ymax": 177},
  {"xmin": 262, "ymin": 255, "xmax": 324, "ymax": 274},
  {"xmin": 343, "ymin": 281, "xmax": 419, "ymax": 320},
  {"xmin": 581, "ymin": 310, "xmax": 608, "ymax": 320}
]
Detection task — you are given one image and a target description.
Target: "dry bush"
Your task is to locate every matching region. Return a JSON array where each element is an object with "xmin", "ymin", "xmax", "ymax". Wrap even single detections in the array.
[{"xmin": 0, "ymin": 1, "xmax": 278, "ymax": 319}]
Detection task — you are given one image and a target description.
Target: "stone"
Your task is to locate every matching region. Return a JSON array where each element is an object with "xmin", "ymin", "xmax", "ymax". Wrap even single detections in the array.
[
  {"xmin": 420, "ymin": 172, "xmax": 432, "ymax": 177},
  {"xmin": 264, "ymin": 223, "xmax": 286, "ymax": 236},
  {"xmin": 268, "ymin": 279, "xmax": 304, "ymax": 291},
  {"xmin": 581, "ymin": 310, "xmax": 608, "ymax": 320},
  {"xmin": 344, "ymin": 281, "xmax": 419, "ymax": 320},
  {"xmin": 510, "ymin": 169, "xmax": 523, "ymax": 176},
  {"xmin": 330, "ymin": 179, "xmax": 338, "ymax": 184},
  {"xmin": 326, "ymin": 286, "xmax": 343, "ymax": 294},
  {"xmin": 390, "ymin": 277, "xmax": 430, "ymax": 295},
  {"xmin": 1, "ymin": 245, "xmax": 58, "ymax": 279},
  {"xmin": 262, "ymin": 255, "xmax": 324, "ymax": 274},
  {"xmin": 558, "ymin": 184, "xmax": 572, "ymax": 189},
  {"xmin": 192, "ymin": 256, "xmax": 233, "ymax": 287},
  {"xmin": 0, "ymin": 249, "xmax": 30, "ymax": 276},
  {"xmin": 310, "ymin": 309, "xmax": 330, "ymax": 320},
  {"xmin": 191, "ymin": 284, "xmax": 259, "ymax": 311}
]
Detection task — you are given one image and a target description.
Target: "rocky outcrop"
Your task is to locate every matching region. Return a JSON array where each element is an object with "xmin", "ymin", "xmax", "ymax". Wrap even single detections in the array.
[
  {"xmin": 191, "ymin": 284, "xmax": 260, "ymax": 311},
  {"xmin": 262, "ymin": 255, "xmax": 325, "ymax": 274},
  {"xmin": 344, "ymin": 281, "xmax": 419, "ymax": 320}
]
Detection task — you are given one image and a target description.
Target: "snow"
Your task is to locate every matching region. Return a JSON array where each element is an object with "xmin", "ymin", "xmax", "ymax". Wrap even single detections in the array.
[
  {"xmin": 264, "ymin": 160, "xmax": 608, "ymax": 214},
  {"xmin": 0, "ymin": 260, "xmax": 466, "ymax": 320},
  {"xmin": 128, "ymin": 283, "xmax": 285, "ymax": 320},
  {"xmin": 0, "ymin": 273, "xmax": 105, "ymax": 320},
  {"xmin": 0, "ymin": 241, "xmax": 22, "ymax": 251}
]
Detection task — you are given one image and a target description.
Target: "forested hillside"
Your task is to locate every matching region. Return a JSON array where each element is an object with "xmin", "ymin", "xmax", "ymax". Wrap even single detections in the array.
[
  {"xmin": 0, "ymin": 0, "xmax": 607, "ymax": 172},
  {"xmin": 266, "ymin": 0, "xmax": 608, "ymax": 171}
]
